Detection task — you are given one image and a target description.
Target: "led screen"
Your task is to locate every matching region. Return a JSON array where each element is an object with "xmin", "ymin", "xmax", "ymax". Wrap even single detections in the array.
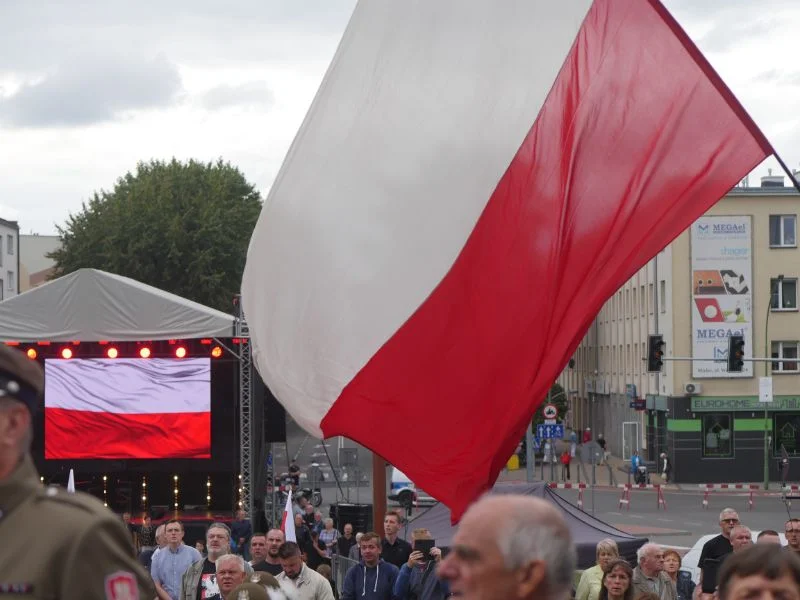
[{"xmin": 44, "ymin": 358, "xmax": 211, "ymax": 459}]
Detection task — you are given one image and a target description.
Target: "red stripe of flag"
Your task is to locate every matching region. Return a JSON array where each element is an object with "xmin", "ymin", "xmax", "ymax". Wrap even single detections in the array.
[{"xmin": 44, "ymin": 408, "xmax": 210, "ymax": 459}]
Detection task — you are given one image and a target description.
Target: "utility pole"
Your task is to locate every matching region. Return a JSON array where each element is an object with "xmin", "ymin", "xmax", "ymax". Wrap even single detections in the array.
[
  {"xmin": 372, "ymin": 452, "xmax": 387, "ymax": 533},
  {"xmin": 763, "ymin": 275, "xmax": 783, "ymax": 490}
]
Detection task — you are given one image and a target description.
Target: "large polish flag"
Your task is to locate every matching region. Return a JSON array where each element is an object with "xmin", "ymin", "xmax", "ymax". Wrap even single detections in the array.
[
  {"xmin": 241, "ymin": 0, "xmax": 773, "ymax": 520},
  {"xmin": 44, "ymin": 358, "xmax": 211, "ymax": 460}
]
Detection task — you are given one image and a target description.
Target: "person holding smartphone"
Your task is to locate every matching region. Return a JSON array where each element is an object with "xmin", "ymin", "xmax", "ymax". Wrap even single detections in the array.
[{"xmin": 393, "ymin": 529, "xmax": 451, "ymax": 600}]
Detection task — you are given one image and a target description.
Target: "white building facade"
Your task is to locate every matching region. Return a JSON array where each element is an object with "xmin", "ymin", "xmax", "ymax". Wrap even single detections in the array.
[{"xmin": 0, "ymin": 219, "xmax": 20, "ymax": 300}]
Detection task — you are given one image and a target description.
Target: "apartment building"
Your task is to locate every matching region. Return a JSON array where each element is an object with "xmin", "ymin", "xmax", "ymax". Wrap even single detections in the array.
[
  {"xmin": 20, "ymin": 234, "xmax": 60, "ymax": 292},
  {"xmin": 0, "ymin": 219, "xmax": 20, "ymax": 300},
  {"xmin": 559, "ymin": 173, "xmax": 800, "ymax": 483}
]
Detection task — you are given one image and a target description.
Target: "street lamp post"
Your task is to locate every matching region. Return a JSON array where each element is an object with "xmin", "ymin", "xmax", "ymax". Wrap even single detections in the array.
[{"xmin": 763, "ymin": 274, "xmax": 784, "ymax": 490}]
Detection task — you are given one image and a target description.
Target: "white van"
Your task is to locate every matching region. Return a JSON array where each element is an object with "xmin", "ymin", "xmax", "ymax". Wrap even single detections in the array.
[{"xmin": 389, "ymin": 467, "xmax": 436, "ymax": 509}]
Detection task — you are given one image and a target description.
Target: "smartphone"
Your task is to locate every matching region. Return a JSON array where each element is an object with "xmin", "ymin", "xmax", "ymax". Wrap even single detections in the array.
[{"xmin": 415, "ymin": 539, "xmax": 435, "ymax": 556}]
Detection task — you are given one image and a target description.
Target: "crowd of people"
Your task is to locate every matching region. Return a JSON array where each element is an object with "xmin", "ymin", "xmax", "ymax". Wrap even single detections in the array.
[{"xmin": 5, "ymin": 343, "xmax": 800, "ymax": 600}]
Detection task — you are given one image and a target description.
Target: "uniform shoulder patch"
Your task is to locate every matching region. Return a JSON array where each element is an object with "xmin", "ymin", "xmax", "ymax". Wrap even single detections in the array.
[{"xmin": 105, "ymin": 571, "xmax": 138, "ymax": 600}]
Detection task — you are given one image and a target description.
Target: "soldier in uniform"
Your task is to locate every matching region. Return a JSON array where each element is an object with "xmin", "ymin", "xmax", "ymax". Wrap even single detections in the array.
[{"xmin": 0, "ymin": 344, "xmax": 154, "ymax": 598}]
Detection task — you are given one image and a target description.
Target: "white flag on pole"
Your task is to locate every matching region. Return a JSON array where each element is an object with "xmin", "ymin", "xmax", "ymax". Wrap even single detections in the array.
[{"xmin": 281, "ymin": 489, "xmax": 296, "ymax": 542}]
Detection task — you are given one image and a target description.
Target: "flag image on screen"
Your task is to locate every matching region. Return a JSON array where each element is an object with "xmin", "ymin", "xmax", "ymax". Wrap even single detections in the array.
[{"xmin": 44, "ymin": 358, "xmax": 211, "ymax": 459}]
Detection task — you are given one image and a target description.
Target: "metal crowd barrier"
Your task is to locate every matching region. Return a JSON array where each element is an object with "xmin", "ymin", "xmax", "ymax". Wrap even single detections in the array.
[{"xmin": 331, "ymin": 553, "xmax": 361, "ymax": 596}]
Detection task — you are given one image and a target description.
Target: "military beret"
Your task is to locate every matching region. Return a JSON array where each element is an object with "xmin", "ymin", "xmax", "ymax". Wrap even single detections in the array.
[
  {"xmin": 225, "ymin": 582, "xmax": 269, "ymax": 600},
  {"xmin": 0, "ymin": 344, "xmax": 44, "ymax": 410}
]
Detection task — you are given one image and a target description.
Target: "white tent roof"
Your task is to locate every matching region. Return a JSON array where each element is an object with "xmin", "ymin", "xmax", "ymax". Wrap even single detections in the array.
[{"xmin": 0, "ymin": 268, "xmax": 235, "ymax": 342}]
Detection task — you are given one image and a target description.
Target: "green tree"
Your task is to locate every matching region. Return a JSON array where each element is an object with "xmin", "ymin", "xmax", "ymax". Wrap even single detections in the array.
[
  {"xmin": 49, "ymin": 158, "xmax": 262, "ymax": 312},
  {"xmin": 532, "ymin": 382, "xmax": 568, "ymax": 427}
]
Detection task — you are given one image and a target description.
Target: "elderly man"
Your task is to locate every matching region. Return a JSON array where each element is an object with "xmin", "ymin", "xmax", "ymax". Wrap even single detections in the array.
[
  {"xmin": 632, "ymin": 543, "xmax": 678, "ymax": 600},
  {"xmin": 698, "ymin": 508, "xmax": 739, "ymax": 595},
  {"xmin": 730, "ymin": 526, "xmax": 753, "ymax": 553},
  {"xmin": 181, "ymin": 522, "xmax": 253, "ymax": 600},
  {"xmin": 718, "ymin": 545, "xmax": 800, "ymax": 600},
  {"xmin": 437, "ymin": 494, "xmax": 575, "ymax": 600},
  {"xmin": 215, "ymin": 554, "xmax": 248, "ymax": 598},
  {"xmin": 0, "ymin": 344, "xmax": 154, "ymax": 598}
]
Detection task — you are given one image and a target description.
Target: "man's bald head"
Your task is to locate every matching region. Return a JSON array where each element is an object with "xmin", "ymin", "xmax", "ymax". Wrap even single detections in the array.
[{"xmin": 439, "ymin": 494, "xmax": 575, "ymax": 600}]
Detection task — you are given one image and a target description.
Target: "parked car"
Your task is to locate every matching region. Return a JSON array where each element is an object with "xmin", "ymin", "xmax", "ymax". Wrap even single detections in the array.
[
  {"xmin": 680, "ymin": 531, "xmax": 787, "ymax": 584},
  {"xmin": 388, "ymin": 467, "xmax": 437, "ymax": 509}
]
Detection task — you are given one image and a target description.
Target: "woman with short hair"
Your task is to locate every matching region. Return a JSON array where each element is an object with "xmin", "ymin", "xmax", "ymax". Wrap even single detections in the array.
[{"xmin": 576, "ymin": 539, "xmax": 621, "ymax": 600}]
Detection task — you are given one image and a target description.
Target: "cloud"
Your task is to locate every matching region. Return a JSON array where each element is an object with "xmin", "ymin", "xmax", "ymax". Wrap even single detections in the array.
[
  {"xmin": 0, "ymin": 53, "xmax": 183, "ymax": 128},
  {"xmin": 199, "ymin": 82, "xmax": 275, "ymax": 110},
  {"xmin": 752, "ymin": 69, "xmax": 800, "ymax": 86}
]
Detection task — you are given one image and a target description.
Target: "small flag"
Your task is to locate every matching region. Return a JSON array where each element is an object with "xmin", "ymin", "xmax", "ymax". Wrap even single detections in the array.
[
  {"xmin": 67, "ymin": 469, "xmax": 75, "ymax": 493},
  {"xmin": 281, "ymin": 490, "xmax": 296, "ymax": 542}
]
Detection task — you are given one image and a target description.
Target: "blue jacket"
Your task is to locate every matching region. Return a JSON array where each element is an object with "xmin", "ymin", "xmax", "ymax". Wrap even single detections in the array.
[
  {"xmin": 394, "ymin": 562, "xmax": 450, "ymax": 600},
  {"xmin": 342, "ymin": 559, "xmax": 399, "ymax": 600}
]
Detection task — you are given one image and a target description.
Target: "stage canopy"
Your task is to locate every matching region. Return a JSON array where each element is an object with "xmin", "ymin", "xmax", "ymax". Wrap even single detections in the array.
[
  {"xmin": 0, "ymin": 268, "xmax": 235, "ymax": 341},
  {"xmin": 404, "ymin": 482, "xmax": 647, "ymax": 570}
]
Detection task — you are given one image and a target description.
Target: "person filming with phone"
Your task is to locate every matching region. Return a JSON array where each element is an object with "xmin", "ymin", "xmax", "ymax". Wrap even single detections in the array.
[{"xmin": 393, "ymin": 529, "xmax": 450, "ymax": 600}]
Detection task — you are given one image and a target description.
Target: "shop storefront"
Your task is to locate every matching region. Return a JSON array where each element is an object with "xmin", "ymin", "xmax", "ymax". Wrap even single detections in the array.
[{"xmin": 666, "ymin": 395, "xmax": 800, "ymax": 483}]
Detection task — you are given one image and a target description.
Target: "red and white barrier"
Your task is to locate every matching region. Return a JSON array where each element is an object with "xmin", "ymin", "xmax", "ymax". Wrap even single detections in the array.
[
  {"xmin": 699, "ymin": 484, "xmax": 761, "ymax": 490},
  {"xmin": 548, "ymin": 482, "xmax": 586, "ymax": 509},
  {"xmin": 698, "ymin": 484, "xmax": 760, "ymax": 511},
  {"xmin": 617, "ymin": 484, "xmax": 666, "ymax": 511}
]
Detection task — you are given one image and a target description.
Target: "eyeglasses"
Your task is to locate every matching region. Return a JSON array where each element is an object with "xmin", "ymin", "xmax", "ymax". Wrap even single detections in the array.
[{"xmin": 721, "ymin": 519, "xmax": 740, "ymax": 524}]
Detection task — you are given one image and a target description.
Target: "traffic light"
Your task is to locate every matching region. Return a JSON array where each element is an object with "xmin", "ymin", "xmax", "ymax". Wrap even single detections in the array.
[
  {"xmin": 647, "ymin": 334, "xmax": 665, "ymax": 372},
  {"xmin": 727, "ymin": 335, "xmax": 745, "ymax": 372}
]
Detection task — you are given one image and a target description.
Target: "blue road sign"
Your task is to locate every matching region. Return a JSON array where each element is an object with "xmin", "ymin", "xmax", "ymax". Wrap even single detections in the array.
[
  {"xmin": 536, "ymin": 424, "xmax": 565, "ymax": 440},
  {"xmin": 532, "ymin": 435, "xmax": 541, "ymax": 451}
]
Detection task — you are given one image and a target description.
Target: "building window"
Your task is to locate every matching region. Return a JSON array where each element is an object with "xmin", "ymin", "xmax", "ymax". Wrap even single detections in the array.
[
  {"xmin": 6, "ymin": 235, "xmax": 12, "ymax": 255},
  {"xmin": 772, "ymin": 341, "xmax": 799, "ymax": 373},
  {"xmin": 774, "ymin": 414, "xmax": 800, "ymax": 457},
  {"xmin": 640, "ymin": 285, "xmax": 645, "ymax": 317},
  {"xmin": 0, "ymin": 280, "xmax": 4, "ymax": 300},
  {"xmin": 648, "ymin": 283, "xmax": 654, "ymax": 315},
  {"xmin": 703, "ymin": 414, "xmax": 732, "ymax": 458},
  {"xmin": 770, "ymin": 215, "xmax": 797, "ymax": 248},
  {"xmin": 771, "ymin": 278, "xmax": 798, "ymax": 310},
  {"xmin": 6, "ymin": 271, "xmax": 12, "ymax": 290},
  {"xmin": 659, "ymin": 280, "xmax": 666, "ymax": 314}
]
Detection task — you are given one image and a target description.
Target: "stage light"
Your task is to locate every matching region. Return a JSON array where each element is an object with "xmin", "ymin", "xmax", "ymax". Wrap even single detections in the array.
[
  {"xmin": 175, "ymin": 346, "xmax": 187, "ymax": 358},
  {"xmin": 173, "ymin": 474, "xmax": 179, "ymax": 510},
  {"xmin": 60, "ymin": 348, "xmax": 73, "ymax": 359},
  {"xmin": 211, "ymin": 346, "xmax": 222, "ymax": 358},
  {"xmin": 141, "ymin": 476, "xmax": 148, "ymax": 510},
  {"xmin": 106, "ymin": 347, "xmax": 119, "ymax": 359},
  {"xmin": 139, "ymin": 347, "xmax": 151, "ymax": 358},
  {"xmin": 26, "ymin": 348, "xmax": 37, "ymax": 360}
]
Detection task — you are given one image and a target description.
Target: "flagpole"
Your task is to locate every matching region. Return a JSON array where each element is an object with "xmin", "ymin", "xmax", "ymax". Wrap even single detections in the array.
[
  {"xmin": 372, "ymin": 452, "xmax": 387, "ymax": 533},
  {"xmin": 773, "ymin": 152, "xmax": 800, "ymax": 194}
]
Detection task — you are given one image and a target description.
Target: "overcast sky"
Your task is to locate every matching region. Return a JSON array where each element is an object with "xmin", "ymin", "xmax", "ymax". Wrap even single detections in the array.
[{"xmin": 0, "ymin": 1, "xmax": 797, "ymax": 235}]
